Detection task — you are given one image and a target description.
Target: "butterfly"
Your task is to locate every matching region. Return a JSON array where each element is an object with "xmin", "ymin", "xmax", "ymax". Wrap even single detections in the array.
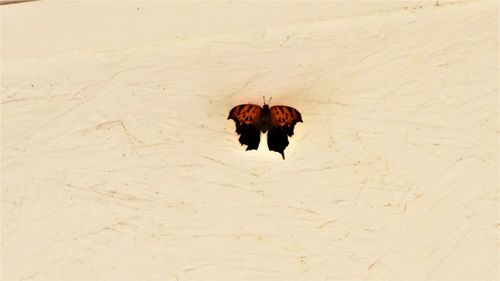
[{"xmin": 227, "ymin": 97, "xmax": 303, "ymax": 159}]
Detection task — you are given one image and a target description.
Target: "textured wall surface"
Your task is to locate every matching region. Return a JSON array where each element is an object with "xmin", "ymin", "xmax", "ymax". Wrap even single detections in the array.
[{"xmin": 1, "ymin": 1, "xmax": 498, "ymax": 280}]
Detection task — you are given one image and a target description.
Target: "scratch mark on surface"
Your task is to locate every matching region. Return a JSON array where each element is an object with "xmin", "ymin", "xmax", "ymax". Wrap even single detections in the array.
[
  {"xmin": 201, "ymin": 155, "xmax": 252, "ymax": 175},
  {"xmin": 26, "ymin": 98, "xmax": 92, "ymax": 139},
  {"xmin": 426, "ymin": 229, "xmax": 474, "ymax": 279},
  {"xmin": 44, "ymin": 229, "xmax": 60, "ymax": 256},
  {"xmin": 72, "ymin": 217, "xmax": 140, "ymax": 241},
  {"xmin": 66, "ymin": 183, "xmax": 151, "ymax": 202},
  {"xmin": 316, "ymin": 220, "xmax": 337, "ymax": 229},
  {"xmin": 5, "ymin": 204, "xmax": 75, "ymax": 236},
  {"xmin": 286, "ymin": 205, "xmax": 319, "ymax": 215}
]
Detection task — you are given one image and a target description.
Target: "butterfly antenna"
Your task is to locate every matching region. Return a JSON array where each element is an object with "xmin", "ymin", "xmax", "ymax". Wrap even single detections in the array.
[
  {"xmin": 263, "ymin": 96, "xmax": 266, "ymax": 105},
  {"xmin": 268, "ymin": 97, "xmax": 272, "ymax": 105}
]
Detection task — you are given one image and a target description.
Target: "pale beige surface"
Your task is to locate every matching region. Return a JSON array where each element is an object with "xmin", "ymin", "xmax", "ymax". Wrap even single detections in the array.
[{"xmin": 1, "ymin": 1, "xmax": 499, "ymax": 281}]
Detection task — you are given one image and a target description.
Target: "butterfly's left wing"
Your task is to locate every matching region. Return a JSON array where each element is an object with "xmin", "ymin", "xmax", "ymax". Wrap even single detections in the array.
[
  {"xmin": 228, "ymin": 104, "xmax": 263, "ymax": 151},
  {"xmin": 268, "ymin": 106, "xmax": 303, "ymax": 159}
]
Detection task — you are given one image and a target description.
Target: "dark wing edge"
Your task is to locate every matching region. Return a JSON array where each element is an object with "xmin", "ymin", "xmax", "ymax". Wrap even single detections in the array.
[
  {"xmin": 267, "ymin": 126, "xmax": 289, "ymax": 159},
  {"xmin": 236, "ymin": 123, "xmax": 261, "ymax": 150}
]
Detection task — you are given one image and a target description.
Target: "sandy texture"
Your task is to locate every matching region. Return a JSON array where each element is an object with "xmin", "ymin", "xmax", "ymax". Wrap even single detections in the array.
[{"xmin": 1, "ymin": 1, "xmax": 498, "ymax": 281}]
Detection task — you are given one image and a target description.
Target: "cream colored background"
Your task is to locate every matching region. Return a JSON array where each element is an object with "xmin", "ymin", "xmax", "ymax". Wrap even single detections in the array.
[{"xmin": 1, "ymin": 1, "xmax": 498, "ymax": 281}]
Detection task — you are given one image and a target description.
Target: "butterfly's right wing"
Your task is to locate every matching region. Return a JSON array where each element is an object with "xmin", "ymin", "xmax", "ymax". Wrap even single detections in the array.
[
  {"xmin": 227, "ymin": 104, "xmax": 263, "ymax": 150},
  {"xmin": 267, "ymin": 105, "xmax": 303, "ymax": 159}
]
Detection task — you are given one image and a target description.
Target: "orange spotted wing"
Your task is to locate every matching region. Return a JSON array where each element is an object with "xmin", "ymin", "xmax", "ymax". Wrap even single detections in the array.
[{"xmin": 228, "ymin": 102, "xmax": 302, "ymax": 159}]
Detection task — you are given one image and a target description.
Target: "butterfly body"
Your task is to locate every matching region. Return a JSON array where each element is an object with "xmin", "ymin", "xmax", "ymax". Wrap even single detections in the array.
[
  {"xmin": 227, "ymin": 101, "xmax": 302, "ymax": 159},
  {"xmin": 259, "ymin": 104, "xmax": 271, "ymax": 133}
]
